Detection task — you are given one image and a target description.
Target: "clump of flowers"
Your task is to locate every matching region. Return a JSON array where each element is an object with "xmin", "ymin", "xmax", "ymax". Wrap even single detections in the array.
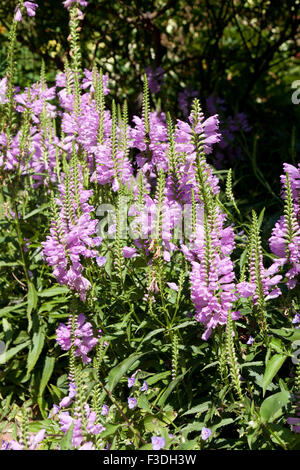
[
  {"xmin": 14, "ymin": 1, "xmax": 38, "ymax": 22},
  {"xmin": 42, "ymin": 166, "xmax": 100, "ymax": 301},
  {"xmin": 2, "ymin": 430, "xmax": 45, "ymax": 451},
  {"xmin": 56, "ymin": 313, "xmax": 98, "ymax": 363},
  {"xmin": 269, "ymin": 163, "xmax": 300, "ymax": 289}
]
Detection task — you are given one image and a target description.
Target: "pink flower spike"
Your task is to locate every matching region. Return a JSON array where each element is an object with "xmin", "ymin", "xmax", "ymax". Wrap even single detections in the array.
[
  {"xmin": 123, "ymin": 246, "xmax": 137, "ymax": 258},
  {"xmin": 14, "ymin": 8, "xmax": 22, "ymax": 21},
  {"xmin": 24, "ymin": 2, "xmax": 38, "ymax": 17},
  {"xmin": 29, "ymin": 429, "xmax": 46, "ymax": 450}
]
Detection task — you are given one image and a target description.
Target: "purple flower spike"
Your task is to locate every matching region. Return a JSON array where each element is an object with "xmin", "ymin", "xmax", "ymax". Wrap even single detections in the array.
[
  {"xmin": 24, "ymin": 2, "xmax": 38, "ymax": 16},
  {"xmin": 166, "ymin": 282, "xmax": 179, "ymax": 291},
  {"xmin": 15, "ymin": 2, "xmax": 38, "ymax": 21},
  {"xmin": 56, "ymin": 314, "xmax": 97, "ymax": 363},
  {"xmin": 96, "ymin": 256, "xmax": 106, "ymax": 267},
  {"xmin": 123, "ymin": 246, "xmax": 137, "ymax": 258},
  {"xmin": 14, "ymin": 8, "xmax": 22, "ymax": 21},
  {"xmin": 63, "ymin": 0, "xmax": 88, "ymax": 9},
  {"xmin": 236, "ymin": 281, "xmax": 256, "ymax": 298}
]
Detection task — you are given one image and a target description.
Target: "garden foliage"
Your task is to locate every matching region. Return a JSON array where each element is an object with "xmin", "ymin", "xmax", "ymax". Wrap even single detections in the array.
[{"xmin": 0, "ymin": 0, "xmax": 299, "ymax": 451}]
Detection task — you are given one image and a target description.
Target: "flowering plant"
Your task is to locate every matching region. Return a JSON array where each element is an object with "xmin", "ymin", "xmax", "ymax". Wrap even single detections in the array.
[{"xmin": 0, "ymin": 0, "xmax": 299, "ymax": 452}]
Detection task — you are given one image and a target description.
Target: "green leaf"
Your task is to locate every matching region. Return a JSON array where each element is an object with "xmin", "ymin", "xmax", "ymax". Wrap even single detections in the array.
[
  {"xmin": 268, "ymin": 423, "xmax": 297, "ymax": 449},
  {"xmin": 27, "ymin": 326, "xmax": 45, "ymax": 374},
  {"xmin": 257, "ymin": 207, "xmax": 265, "ymax": 229},
  {"xmin": 170, "ymin": 321, "xmax": 196, "ymax": 331},
  {"xmin": 141, "ymin": 328, "xmax": 165, "ymax": 344},
  {"xmin": 143, "ymin": 415, "xmax": 167, "ymax": 432},
  {"xmin": 270, "ymin": 328, "xmax": 300, "ymax": 343},
  {"xmin": 100, "ymin": 424, "xmax": 121, "ymax": 439},
  {"xmin": 262, "ymin": 354, "xmax": 287, "ymax": 396},
  {"xmin": 138, "ymin": 443, "xmax": 153, "ymax": 450},
  {"xmin": 182, "ymin": 421, "xmax": 205, "ymax": 436},
  {"xmin": 107, "ymin": 352, "xmax": 147, "ymax": 392},
  {"xmin": 37, "ymin": 396, "xmax": 48, "ymax": 419},
  {"xmin": 0, "ymin": 302, "xmax": 27, "ymax": 318},
  {"xmin": 0, "ymin": 340, "xmax": 30, "ymax": 364},
  {"xmin": 247, "ymin": 425, "xmax": 261, "ymax": 450},
  {"xmin": 137, "ymin": 395, "xmax": 152, "ymax": 413},
  {"xmin": 38, "ymin": 286, "xmax": 70, "ymax": 298},
  {"xmin": 157, "ymin": 372, "xmax": 186, "ymax": 408},
  {"xmin": 260, "ymin": 391, "xmax": 290, "ymax": 423},
  {"xmin": 161, "ymin": 409, "xmax": 177, "ymax": 425},
  {"xmin": 211, "ymin": 418, "xmax": 234, "ymax": 433},
  {"xmin": 269, "ymin": 337, "xmax": 286, "ymax": 354},
  {"xmin": 27, "ymin": 282, "xmax": 38, "ymax": 332},
  {"xmin": 182, "ymin": 401, "xmax": 211, "ymax": 416},
  {"xmin": 23, "ymin": 203, "xmax": 49, "ymax": 220},
  {"xmin": 177, "ymin": 439, "xmax": 198, "ymax": 450},
  {"xmin": 0, "ymin": 261, "xmax": 22, "ymax": 267},
  {"xmin": 39, "ymin": 356, "xmax": 55, "ymax": 397},
  {"xmin": 60, "ymin": 423, "xmax": 74, "ymax": 450},
  {"xmin": 146, "ymin": 371, "xmax": 171, "ymax": 386}
]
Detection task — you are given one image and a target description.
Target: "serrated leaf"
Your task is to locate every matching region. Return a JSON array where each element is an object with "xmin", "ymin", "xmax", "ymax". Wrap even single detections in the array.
[
  {"xmin": 161, "ymin": 409, "xmax": 177, "ymax": 425},
  {"xmin": 257, "ymin": 207, "xmax": 265, "ymax": 229},
  {"xmin": 170, "ymin": 321, "xmax": 196, "ymax": 331},
  {"xmin": 268, "ymin": 423, "xmax": 296, "ymax": 449},
  {"xmin": 212, "ymin": 418, "xmax": 234, "ymax": 432},
  {"xmin": 269, "ymin": 337, "xmax": 286, "ymax": 354},
  {"xmin": 37, "ymin": 396, "xmax": 48, "ymax": 419},
  {"xmin": 143, "ymin": 415, "xmax": 166, "ymax": 432},
  {"xmin": 0, "ymin": 261, "xmax": 22, "ymax": 267}
]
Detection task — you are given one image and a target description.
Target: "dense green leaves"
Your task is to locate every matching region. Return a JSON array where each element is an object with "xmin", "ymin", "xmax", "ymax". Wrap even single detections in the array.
[{"xmin": 0, "ymin": 0, "xmax": 299, "ymax": 453}]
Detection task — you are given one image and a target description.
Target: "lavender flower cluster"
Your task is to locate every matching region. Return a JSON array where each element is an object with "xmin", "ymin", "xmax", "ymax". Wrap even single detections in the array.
[{"xmin": 1, "ymin": 59, "xmax": 298, "ymax": 332}]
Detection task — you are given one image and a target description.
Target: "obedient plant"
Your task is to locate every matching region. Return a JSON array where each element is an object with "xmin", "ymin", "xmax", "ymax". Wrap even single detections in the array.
[
  {"xmin": 1, "ymin": 0, "xmax": 300, "ymax": 452},
  {"xmin": 269, "ymin": 164, "xmax": 300, "ymax": 290}
]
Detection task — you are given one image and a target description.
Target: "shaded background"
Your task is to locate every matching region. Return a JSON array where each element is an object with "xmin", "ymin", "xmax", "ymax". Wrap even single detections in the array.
[{"xmin": 0, "ymin": 0, "xmax": 299, "ymax": 222}]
